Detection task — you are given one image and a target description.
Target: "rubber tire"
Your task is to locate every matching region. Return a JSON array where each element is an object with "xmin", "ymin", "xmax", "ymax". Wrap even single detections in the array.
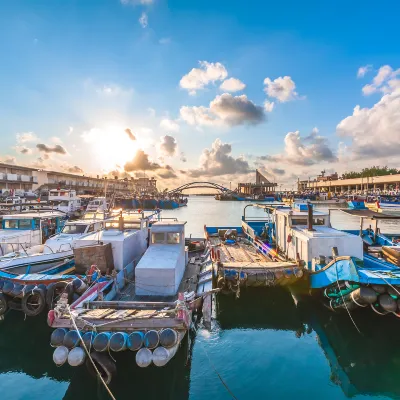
[
  {"xmin": 85, "ymin": 352, "xmax": 116, "ymax": 385},
  {"xmin": 21, "ymin": 288, "xmax": 46, "ymax": 317},
  {"xmin": 46, "ymin": 281, "xmax": 73, "ymax": 309},
  {"xmin": 0, "ymin": 293, "xmax": 8, "ymax": 316}
]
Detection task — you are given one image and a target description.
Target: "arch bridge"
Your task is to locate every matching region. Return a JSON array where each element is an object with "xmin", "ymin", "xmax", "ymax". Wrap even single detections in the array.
[{"xmin": 166, "ymin": 181, "xmax": 234, "ymax": 195}]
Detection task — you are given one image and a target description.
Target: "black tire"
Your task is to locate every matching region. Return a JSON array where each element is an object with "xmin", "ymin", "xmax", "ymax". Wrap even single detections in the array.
[
  {"xmin": 21, "ymin": 288, "xmax": 46, "ymax": 317},
  {"xmin": 85, "ymin": 352, "xmax": 116, "ymax": 385},
  {"xmin": 0, "ymin": 293, "xmax": 8, "ymax": 316},
  {"xmin": 46, "ymin": 281, "xmax": 73, "ymax": 309}
]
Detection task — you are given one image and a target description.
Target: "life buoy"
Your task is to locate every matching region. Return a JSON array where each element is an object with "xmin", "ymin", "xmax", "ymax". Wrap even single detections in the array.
[
  {"xmin": 85, "ymin": 352, "xmax": 117, "ymax": 385},
  {"xmin": 21, "ymin": 288, "xmax": 46, "ymax": 317}
]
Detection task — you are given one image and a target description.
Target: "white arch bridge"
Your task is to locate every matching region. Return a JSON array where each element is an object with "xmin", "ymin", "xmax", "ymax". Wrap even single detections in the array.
[{"xmin": 166, "ymin": 181, "xmax": 234, "ymax": 195}]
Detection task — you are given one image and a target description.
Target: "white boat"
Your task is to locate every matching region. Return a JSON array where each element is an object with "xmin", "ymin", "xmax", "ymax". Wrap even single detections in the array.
[
  {"xmin": 0, "ymin": 244, "xmax": 74, "ymax": 273},
  {"xmin": 48, "ymin": 189, "xmax": 82, "ymax": 216},
  {"xmin": 45, "ymin": 218, "xmax": 106, "ymax": 254},
  {"xmin": 0, "ymin": 210, "xmax": 67, "ymax": 255},
  {"xmin": 85, "ymin": 197, "xmax": 108, "ymax": 214}
]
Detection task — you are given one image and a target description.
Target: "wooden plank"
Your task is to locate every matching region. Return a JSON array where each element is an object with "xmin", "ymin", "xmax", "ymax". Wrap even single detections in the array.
[
  {"xmin": 88, "ymin": 301, "xmax": 176, "ymax": 309},
  {"xmin": 104, "ymin": 309, "xmax": 138, "ymax": 319}
]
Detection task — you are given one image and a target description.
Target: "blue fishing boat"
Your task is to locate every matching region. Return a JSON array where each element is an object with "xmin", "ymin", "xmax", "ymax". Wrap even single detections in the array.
[{"xmin": 205, "ymin": 202, "xmax": 400, "ymax": 316}]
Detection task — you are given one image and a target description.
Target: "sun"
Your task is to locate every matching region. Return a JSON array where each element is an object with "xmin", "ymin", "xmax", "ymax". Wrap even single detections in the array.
[{"xmin": 82, "ymin": 125, "xmax": 144, "ymax": 171}]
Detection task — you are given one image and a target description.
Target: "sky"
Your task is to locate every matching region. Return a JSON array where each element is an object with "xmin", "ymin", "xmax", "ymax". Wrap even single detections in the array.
[{"xmin": 1, "ymin": 0, "xmax": 400, "ymax": 190}]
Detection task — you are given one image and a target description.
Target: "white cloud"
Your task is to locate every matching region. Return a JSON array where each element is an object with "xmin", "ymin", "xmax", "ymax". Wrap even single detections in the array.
[
  {"xmin": 120, "ymin": 0, "xmax": 153, "ymax": 5},
  {"xmin": 159, "ymin": 37, "xmax": 171, "ymax": 45},
  {"xmin": 264, "ymin": 101, "xmax": 275, "ymax": 112},
  {"xmin": 180, "ymin": 93, "xmax": 265, "ymax": 127},
  {"xmin": 139, "ymin": 12, "xmax": 148, "ymax": 28},
  {"xmin": 264, "ymin": 76, "xmax": 300, "ymax": 102},
  {"xmin": 189, "ymin": 138, "xmax": 251, "ymax": 177},
  {"xmin": 357, "ymin": 64, "xmax": 372, "ymax": 78},
  {"xmin": 15, "ymin": 146, "xmax": 32, "ymax": 155},
  {"xmin": 337, "ymin": 88, "xmax": 400, "ymax": 158},
  {"xmin": 95, "ymin": 83, "xmax": 133, "ymax": 97},
  {"xmin": 361, "ymin": 65, "xmax": 400, "ymax": 95},
  {"xmin": 16, "ymin": 132, "xmax": 38, "ymax": 144},
  {"xmin": 219, "ymin": 77, "xmax": 246, "ymax": 92},
  {"xmin": 158, "ymin": 135, "xmax": 177, "ymax": 157},
  {"xmin": 282, "ymin": 128, "xmax": 337, "ymax": 165},
  {"xmin": 160, "ymin": 118, "xmax": 180, "ymax": 132},
  {"xmin": 180, "ymin": 61, "xmax": 228, "ymax": 95},
  {"xmin": 3, "ymin": 156, "xmax": 16, "ymax": 165}
]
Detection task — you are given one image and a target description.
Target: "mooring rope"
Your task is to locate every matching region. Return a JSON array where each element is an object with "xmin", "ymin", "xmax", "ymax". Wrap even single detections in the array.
[
  {"xmin": 192, "ymin": 326, "xmax": 238, "ymax": 400},
  {"xmin": 334, "ymin": 261, "xmax": 362, "ymax": 334},
  {"xmin": 67, "ymin": 305, "xmax": 117, "ymax": 400}
]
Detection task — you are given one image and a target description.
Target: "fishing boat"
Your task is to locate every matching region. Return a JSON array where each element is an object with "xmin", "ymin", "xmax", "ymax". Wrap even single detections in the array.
[
  {"xmin": 47, "ymin": 212, "xmax": 209, "ymax": 382},
  {"xmin": 0, "ymin": 258, "xmax": 82, "ymax": 318},
  {"xmin": 0, "ymin": 210, "xmax": 67, "ymax": 255},
  {"xmin": 366, "ymin": 195, "xmax": 400, "ymax": 213},
  {"xmin": 47, "ymin": 189, "xmax": 83, "ymax": 217},
  {"xmin": 203, "ymin": 203, "xmax": 305, "ymax": 295}
]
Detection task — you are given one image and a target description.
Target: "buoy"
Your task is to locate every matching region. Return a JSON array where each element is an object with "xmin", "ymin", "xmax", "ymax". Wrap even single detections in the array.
[
  {"xmin": 2, "ymin": 281, "xmax": 14, "ymax": 295},
  {"xmin": 159, "ymin": 328, "xmax": 178, "ymax": 348},
  {"xmin": 109, "ymin": 332, "xmax": 129, "ymax": 352},
  {"xmin": 371, "ymin": 284, "xmax": 386, "ymax": 294},
  {"xmin": 350, "ymin": 286, "xmax": 377, "ymax": 305},
  {"xmin": 127, "ymin": 331, "xmax": 144, "ymax": 351},
  {"xmin": 53, "ymin": 346, "xmax": 69, "ymax": 366},
  {"xmin": 63, "ymin": 330, "xmax": 82, "ymax": 349},
  {"xmin": 379, "ymin": 294, "xmax": 397, "ymax": 312},
  {"xmin": 51, "ymin": 328, "xmax": 68, "ymax": 347},
  {"xmin": 152, "ymin": 344, "xmax": 179, "ymax": 367},
  {"xmin": 72, "ymin": 278, "xmax": 87, "ymax": 295},
  {"xmin": 136, "ymin": 348, "xmax": 152, "ymax": 367},
  {"xmin": 22, "ymin": 284, "xmax": 36, "ymax": 296},
  {"xmin": 93, "ymin": 332, "xmax": 111, "ymax": 352},
  {"xmin": 81, "ymin": 331, "xmax": 97, "ymax": 349},
  {"xmin": 387, "ymin": 286, "xmax": 400, "ymax": 299},
  {"xmin": 144, "ymin": 330, "xmax": 159, "ymax": 349},
  {"xmin": 68, "ymin": 347, "xmax": 86, "ymax": 367},
  {"xmin": 11, "ymin": 283, "xmax": 24, "ymax": 298}
]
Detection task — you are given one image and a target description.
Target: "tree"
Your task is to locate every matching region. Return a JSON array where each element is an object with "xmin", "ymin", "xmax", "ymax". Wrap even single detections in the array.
[{"xmin": 341, "ymin": 166, "xmax": 400, "ymax": 179}]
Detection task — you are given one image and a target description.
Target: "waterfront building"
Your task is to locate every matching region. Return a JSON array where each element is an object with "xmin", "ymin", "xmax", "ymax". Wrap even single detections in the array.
[{"xmin": 0, "ymin": 162, "xmax": 157, "ymax": 195}]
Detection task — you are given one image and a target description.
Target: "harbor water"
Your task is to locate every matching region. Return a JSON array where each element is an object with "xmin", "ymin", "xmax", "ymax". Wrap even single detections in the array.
[{"xmin": 2, "ymin": 197, "xmax": 400, "ymax": 400}]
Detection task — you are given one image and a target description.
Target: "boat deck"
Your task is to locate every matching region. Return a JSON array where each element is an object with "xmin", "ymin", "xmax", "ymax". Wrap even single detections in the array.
[{"xmin": 209, "ymin": 235, "xmax": 297, "ymax": 271}]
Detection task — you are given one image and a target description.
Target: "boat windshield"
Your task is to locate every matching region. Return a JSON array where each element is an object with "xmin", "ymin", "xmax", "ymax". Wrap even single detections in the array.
[{"xmin": 62, "ymin": 224, "xmax": 87, "ymax": 234}]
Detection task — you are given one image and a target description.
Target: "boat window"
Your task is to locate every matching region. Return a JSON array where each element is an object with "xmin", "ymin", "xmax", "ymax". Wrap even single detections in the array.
[
  {"xmin": 34, "ymin": 219, "xmax": 40, "ymax": 230},
  {"xmin": 62, "ymin": 224, "xmax": 87, "ymax": 234},
  {"xmin": 4, "ymin": 220, "xmax": 18, "ymax": 229},
  {"xmin": 152, "ymin": 232, "xmax": 165, "ymax": 244},
  {"xmin": 167, "ymin": 232, "xmax": 180, "ymax": 244},
  {"xmin": 87, "ymin": 224, "xmax": 94, "ymax": 233},
  {"xmin": 19, "ymin": 219, "xmax": 32, "ymax": 229},
  {"xmin": 313, "ymin": 218, "xmax": 325, "ymax": 226},
  {"xmin": 291, "ymin": 218, "xmax": 307, "ymax": 225}
]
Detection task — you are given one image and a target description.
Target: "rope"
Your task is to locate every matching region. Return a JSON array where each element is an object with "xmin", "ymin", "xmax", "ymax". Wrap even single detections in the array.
[
  {"xmin": 367, "ymin": 270, "xmax": 400, "ymax": 296},
  {"xmin": 334, "ymin": 261, "xmax": 362, "ymax": 334},
  {"xmin": 192, "ymin": 327, "xmax": 238, "ymax": 400},
  {"xmin": 67, "ymin": 305, "xmax": 117, "ymax": 400}
]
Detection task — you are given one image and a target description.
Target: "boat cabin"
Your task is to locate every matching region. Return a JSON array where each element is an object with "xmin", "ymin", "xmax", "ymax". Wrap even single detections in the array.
[
  {"xmin": 44, "ymin": 218, "xmax": 105, "ymax": 253},
  {"xmin": 48, "ymin": 189, "xmax": 82, "ymax": 215},
  {"xmin": 85, "ymin": 197, "xmax": 108, "ymax": 213},
  {"xmin": 273, "ymin": 204, "xmax": 363, "ymax": 270},
  {"xmin": 135, "ymin": 221, "xmax": 187, "ymax": 297},
  {"xmin": 0, "ymin": 211, "xmax": 66, "ymax": 255}
]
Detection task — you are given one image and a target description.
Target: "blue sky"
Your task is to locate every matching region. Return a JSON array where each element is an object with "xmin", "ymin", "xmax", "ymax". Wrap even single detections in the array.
[{"xmin": 1, "ymin": 0, "xmax": 400, "ymax": 189}]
